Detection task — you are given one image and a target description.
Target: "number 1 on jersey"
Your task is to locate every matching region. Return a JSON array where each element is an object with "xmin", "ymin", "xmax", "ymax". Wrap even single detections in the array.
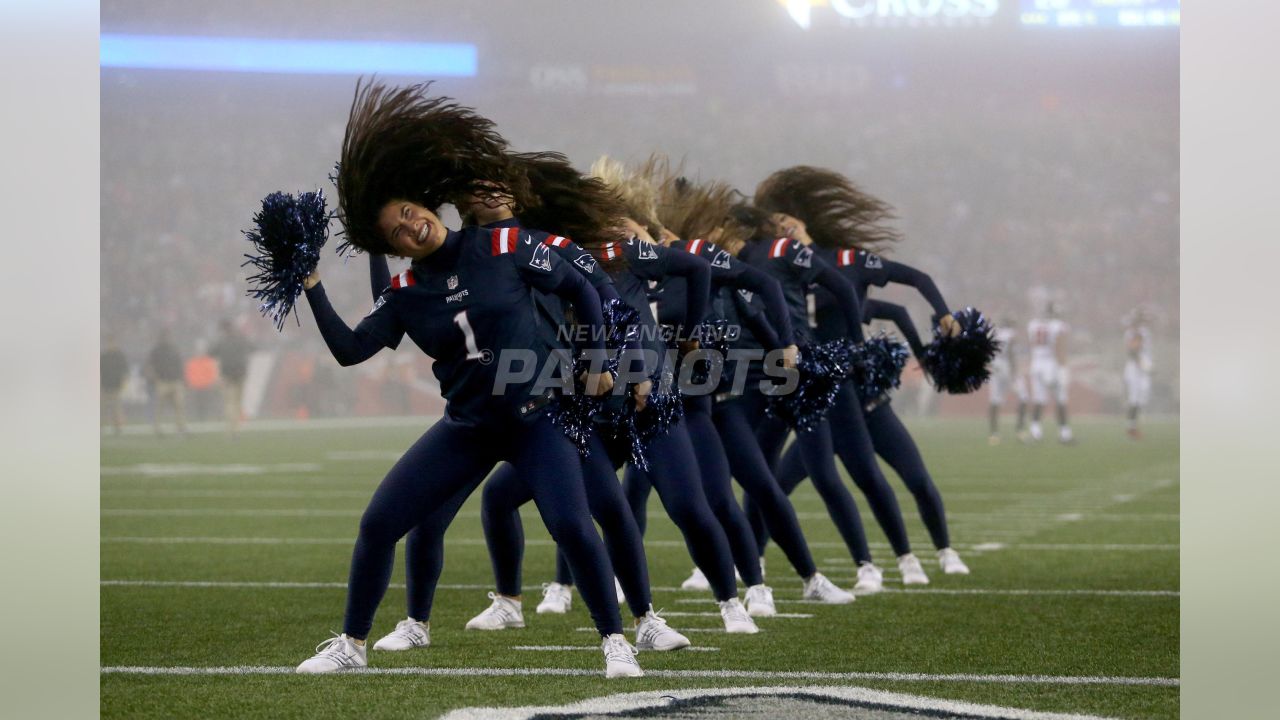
[{"xmin": 453, "ymin": 311, "xmax": 483, "ymax": 360}]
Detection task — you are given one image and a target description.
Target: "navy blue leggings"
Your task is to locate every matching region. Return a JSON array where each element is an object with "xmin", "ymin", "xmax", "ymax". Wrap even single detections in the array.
[
  {"xmin": 606, "ymin": 417, "xmax": 739, "ymax": 601},
  {"xmin": 481, "ymin": 429, "xmax": 654, "ymax": 618},
  {"xmin": 708, "ymin": 392, "xmax": 818, "ymax": 579},
  {"xmin": 343, "ymin": 413, "xmax": 621, "ymax": 639},
  {"xmin": 621, "ymin": 395, "xmax": 765, "ymax": 587},
  {"xmin": 751, "ymin": 382, "xmax": 913, "ymax": 559}
]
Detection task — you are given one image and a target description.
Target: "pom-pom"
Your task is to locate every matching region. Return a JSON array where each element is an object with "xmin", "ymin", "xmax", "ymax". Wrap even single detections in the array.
[
  {"xmin": 548, "ymin": 298, "xmax": 642, "ymax": 456},
  {"xmin": 920, "ymin": 307, "xmax": 1000, "ymax": 394},
  {"xmin": 766, "ymin": 338, "xmax": 857, "ymax": 432},
  {"xmin": 242, "ymin": 190, "xmax": 331, "ymax": 331},
  {"xmin": 609, "ymin": 383, "xmax": 685, "ymax": 471},
  {"xmin": 850, "ymin": 334, "xmax": 909, "ymax": 404},
  {"xmin": 687, "ymin": 319, "xmax": 730, "ymax": 387}
]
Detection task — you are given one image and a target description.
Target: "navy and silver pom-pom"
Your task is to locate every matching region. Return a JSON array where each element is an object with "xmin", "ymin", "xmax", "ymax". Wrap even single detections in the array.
[
  {"xmin": 851, "ymin": 334, "xmax": 910, "ymax": 404},
  {"xmin": 920, "ymin": 307, "xmax": 1000, "ymax": 394},
  {"xmin": 766, "ymin": 338, "xmax": 857, "ymax": 433},
  {"xmin": 242, "ymin": 190, "xmax": 331, "ymax": 331},
  {"xmin": 687, "ymin": 319, "xmax": 730, "ymax": 387},
  {"xmin": 612, "ymin": 384, "xmax": 685, "ymax": 471},
  {"xmin": 548, "ymin": 298, "xmax": 642, "ymax": 456}
]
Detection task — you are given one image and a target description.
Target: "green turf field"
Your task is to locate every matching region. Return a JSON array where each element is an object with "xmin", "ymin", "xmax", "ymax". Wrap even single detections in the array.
[{"xmin": 100, "ymin": 415, "xmax": 1179, "ymax": 719}]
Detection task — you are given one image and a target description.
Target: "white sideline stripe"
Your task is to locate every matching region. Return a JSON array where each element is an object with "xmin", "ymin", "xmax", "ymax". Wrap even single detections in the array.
[
  {"xmin": 99, "ymin": 578, "xmax": 697, "ymax": 594},
  {"xmin": 821, "ymin": 543, "xmax": 1178, "ymax": 560},
  {"xmin": 100, "ymin": 463, "xmax": 324, "ymax": 477},
  {"xmin": 99, "ymin": 536, "xmax": 690, "ymax": 549},
  {"xmin": 674, "ymin": 588, "xmax": 1178, "ymax": 602},
  {"xmin": 102, "ymin": 489, "xmax": 372, "ymax": 499},
  {"xmin": 98, "ymin": 665, "xmax": 1179, "ymax": 687},
  {"xmin": 657, "ymin": 612, "xmax": 813, "ymax": 619},
  {"xmin": 510, "ymin": 645, "xmax": 720, "ymax": 653},
  {"xmin": 576, "ymin": 627, "xmax": 741, "ymax": 634},
  {"xmin": 111, "ymin": 414, "xmax": 444, "ymax": 436}
]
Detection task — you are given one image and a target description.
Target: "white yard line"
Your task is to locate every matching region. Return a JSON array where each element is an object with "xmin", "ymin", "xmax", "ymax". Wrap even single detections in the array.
[
  {"xmin": 674, "ymin": 588, "xmax": 1178, "ymax": 601},
  {"xmin": 576, "ymin": 627, "xmax": 742, "ymax": 634},
  {"xmin": 100, "ymin": 536, "xmax": 689, "ymax": 549},
  {"xmin": 98, "ymin": 665, "xmax": 1179, "ymax": 687},
  {"xmin": 656, "ymin": 612, "xmax": 813, "ymax": 619},
  {"xmin": 510, "ymin": 645, "xmax": 720, "ymax": 653}
]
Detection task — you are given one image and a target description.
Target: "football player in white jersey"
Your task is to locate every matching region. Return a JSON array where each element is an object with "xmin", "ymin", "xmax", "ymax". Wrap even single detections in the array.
[
  {"xmin": 1123, "ymin": 309, "xmax": 1153, "ymax": 439},
  {"xmin": 1025, "ymin": 303, "xmax": 1073, "ymax": 444},
  {"xmin": 987, "ymin": 316, "xmax": 1029, "ymax": 445}
]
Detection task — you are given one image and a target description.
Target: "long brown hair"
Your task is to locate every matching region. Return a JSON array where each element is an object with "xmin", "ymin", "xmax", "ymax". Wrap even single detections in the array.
[
  {"xmin": 514, "ymin": 151, "xmax": 630, "ymax": 265},
  {"xmin": 753, "ymin": 166, "xmax": 902, "ymax": 252},
  {"xmin": 335, "ymin": 79, "xmax": 532, "ymax": 254}
]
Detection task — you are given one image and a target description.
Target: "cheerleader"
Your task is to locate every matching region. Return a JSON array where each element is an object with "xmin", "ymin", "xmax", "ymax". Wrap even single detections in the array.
[
  {"xmin": 1123, "ymin": 308, "xmax": 1152, "ymax": 439},
  {"xmin": 463, "ymin": 154, "xmax": 760, "ymax": 634},
  {"xmin": 753, "ymin": 166, "xmax": 966, "ymax": 579},
  {"xmin": 291, "ymin": 81, "xmax": 640, "ymax": 678},
  {"xmin": 604, "ymin": 162, "xmax": 853, "ymax": 610}
]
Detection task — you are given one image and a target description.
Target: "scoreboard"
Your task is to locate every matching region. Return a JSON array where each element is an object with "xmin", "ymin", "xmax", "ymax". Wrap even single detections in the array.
[{"xmin": 1019, "ymin": 0, "xmax": 1180, "ymax": 27}]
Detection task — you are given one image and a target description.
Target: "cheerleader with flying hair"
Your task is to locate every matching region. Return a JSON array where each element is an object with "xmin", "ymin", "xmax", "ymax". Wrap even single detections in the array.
[
  {"xmin": 751, "ymin": 166, "xmax": 969, "ymax": 580},
  {"xmin": 461, "ymin": 152, "xmax": 761, "ymax": 634},
  {"xmin": 292, "ymin": 80, "xmax": 642, "ymax": 678},
  {"xmin": 613, "ymin": 160, "xmax": 854, "ymax": 608}
]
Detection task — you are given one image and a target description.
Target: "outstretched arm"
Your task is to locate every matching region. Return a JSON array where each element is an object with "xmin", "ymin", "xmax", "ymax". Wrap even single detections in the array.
[
  {"xmin": 368, "ymin": 254, "xmax": 392, "ymax": 301},
  {"xmin": 658, "ymin": 249, "xmax": 711, "ymax": 338},
  {"xmin": 730, "ymin": 264, "xmax": 795, "ymax": 349},
  {"xmin": 303, "ymin": 275, "xmax": 389, "ymax": 367},
  {"xmin": 863, "ymin": 299, "xmax": 925, "ymax": 357},
  {"xmin": 881, "ymin": 258, "xmax": 950, "ymax": 321},
  {"xmin": 812, "ymin": 262, "xmax": 865, "ymax": 342}
]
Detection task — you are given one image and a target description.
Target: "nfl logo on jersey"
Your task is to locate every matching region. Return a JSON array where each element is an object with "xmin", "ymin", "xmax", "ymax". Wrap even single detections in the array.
[{"xmin": 447, "ymin": 275, "xmax": 459, "ymax": 290}]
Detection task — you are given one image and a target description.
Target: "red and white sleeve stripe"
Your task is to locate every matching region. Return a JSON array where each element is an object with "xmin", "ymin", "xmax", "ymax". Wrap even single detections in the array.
[
  {"xmin": 544, "ymin": 235, "xmax": 570, "ymax": 248},
  {"xmin": 768, "ymin": 237, "xmax": 791, "ymax": 259},
  {"xmin": 490, "ymin": 227, "xmax": 519, "ymax": 255},
  {"xmin": 602, "ymin": 243, "xmax": 620, "ymax": 261},
  {"xmin": 390, "ymin": 270, "xmax": 415, "ymax": 289},
  {"xmin": 838, "ymin": 249, "xmax": 855, "ymax": 267},
  {"xmin": 687, "ymin": 238, "xmax": 706, "ymax": 255}
]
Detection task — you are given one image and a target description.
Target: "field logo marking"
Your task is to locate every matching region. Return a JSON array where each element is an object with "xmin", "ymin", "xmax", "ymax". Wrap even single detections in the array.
[{"xmin": 437, "ymin": 684, "xmax": 1118, "ymax": 719}]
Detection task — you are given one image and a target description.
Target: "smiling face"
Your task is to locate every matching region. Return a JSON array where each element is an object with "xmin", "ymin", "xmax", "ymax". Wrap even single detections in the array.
[
  {"xmin": 771, "ymin": 212, "xmax": 812, "ymax": 245},
  {"xmin": 376, "ymin": 200, "xmax": 448, "ymax": 259}
]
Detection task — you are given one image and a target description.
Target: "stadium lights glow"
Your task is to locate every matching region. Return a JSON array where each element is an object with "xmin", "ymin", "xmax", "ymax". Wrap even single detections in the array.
[{"xmin": 100, "ymin": 34, "xmax": 478, "ymax": 76}]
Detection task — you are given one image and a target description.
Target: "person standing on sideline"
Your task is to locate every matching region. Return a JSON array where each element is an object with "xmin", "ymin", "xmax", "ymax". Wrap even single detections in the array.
[
  {"xmin": 146, "ymin": 330, "xmax": 187, "ymax": 436},
  {"xmin": 101, "ymin": 335, "xmax": 129, "ymax": 435},
  {"xmin": 1026, "ymin": 302, "xmax": 1073, "ymax": 444},
  {"xmin": 211, "ymin": 319, "xmax": 252, "ymax": 435},
  {"xmin": 1123, "ymin": 308, "xmax": 1153, "ymax": 439}
]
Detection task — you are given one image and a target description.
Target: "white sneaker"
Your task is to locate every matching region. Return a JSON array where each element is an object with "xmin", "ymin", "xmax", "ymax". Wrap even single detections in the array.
[
  {"xmin": 744, "ymin": 584, "xmax": 776, "ymax": 617},
  {"xmin": 680, "ymin": 567, "xmax": 711, "ymax": 591},
  {"xmin": 295, "ymin": 633, "xmax": 367, "ymax": 673},
  {"xmin": 938, "ymin": 548, "xmax": 971, "ymax": 575},
  {"xmin": 718, "ymin": 598, "xmax": 760, "ymax": 634},
  {"xmin": 602, "ymin": 633, "xmax": 644, "ymax": 678},
  {"xmin": 803, "ymin": 572, "xmax": 855, "ymax": 603},
  {"xmin": 614, "ymin": 577, "xmax": 627, "ymax": 604},
  {"xmin": 465, "ymin": 592, "xmax": 525, "ymax": 630},
  {"xmin": 1059, "ymin": 426, "xmax": 1075, "ymax": 444},
  {"xmin": 634, "ymin": 608, "xmax": 691, "ymax": 651},
  {"xmin": 372, "ymin": 618, "xmax": 430, "ymax": 651},
  {"xmin": 1029, "ymin": 422, "xmax": 1043, "ymax": 441},
  {"xmin": 536, "ymin": 582, "xmax": 573, "ymax": 614},
  {"xmin": 853, "ymin": 563, "xmax": 884, "ymax": 593},
  {"xmin": 898, "ymin": 553, "xmax": 931, "ymax": 585}
]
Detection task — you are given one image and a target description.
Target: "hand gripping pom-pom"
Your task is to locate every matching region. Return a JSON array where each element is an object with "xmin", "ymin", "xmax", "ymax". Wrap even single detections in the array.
[
  {"xmin": 548, "ymin": 298, "xmax": 642, "ymax": 456},
  {"xmin": 609, "ymin": 382, "xmax": 685, "ymax": 471},
  {"xmin": 850, "ymin": 334, "xmax": 910, "ymax": 405},
  {"xmin": 766, "ymin": 338, "xmax": 857, "ymax": 433},
  {"xmin": 242, "ymin": 190, "xmax": 331, "ymax": 331},
  {"xmin": 920, "ymin": 307, "xmax": 1000, "ymax": 394}
]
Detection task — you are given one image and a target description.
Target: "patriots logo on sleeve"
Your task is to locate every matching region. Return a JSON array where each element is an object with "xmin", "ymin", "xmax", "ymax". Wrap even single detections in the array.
[
  {"xmin": 863, "ymin": 252, "xmax": 883, "ymax": 269},
  {"xmin": 366, "ymin": 294, "xmax": 388, "ymax": 316},
  {"xmin": 529, "ymin": 242, "xmax": 553, "ymax": 271},
  {"xmin": 738, "ymin": 289, "xmax": 754, "ymax": 303},
  {"xmin": 574, "ymin": 254, "xmax": 597, "ymax": 274},
  {"xmin": 711, "ymin": 249, "xmax": 732, "ymax": 269},
  {"xmin": 637, "ymin": 241, "xmax": 659, "ymax": 260},
  {"xmin": 794, "ymin": 246, "xmax": 813, "ymax": 268}
]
